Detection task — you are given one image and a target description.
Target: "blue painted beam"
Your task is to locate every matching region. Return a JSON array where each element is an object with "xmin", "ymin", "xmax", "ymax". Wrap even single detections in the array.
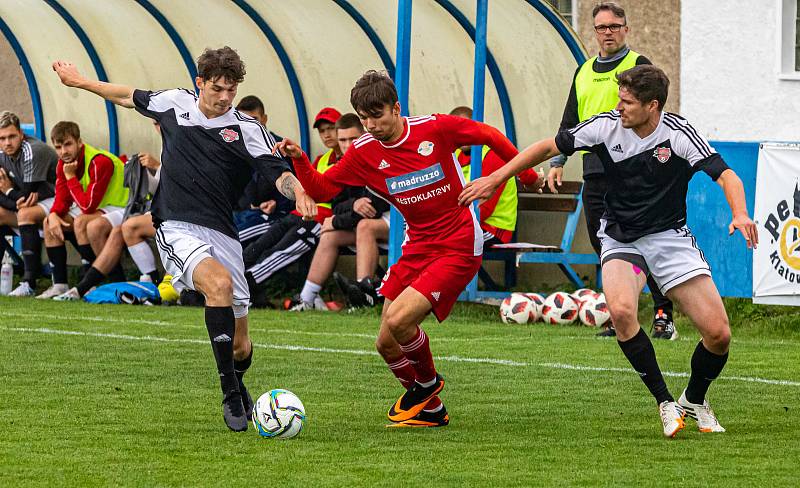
[
  {"xmin": 332, "ymin": 0, "xmax": 395, "ymax": 79},
  {"xmin": 0, "ymin": 18, "xmax": 45, "ymax": 141},
  {"xmin": 232, "ymin": 0, "xmax": 311, "ymax": 154},
  {"xmin": 464, "ymin": 0, "xmax": 489, "ymax": 301},
  {"xmin": 45, "ymin": 0, "xmax": 120, "ymax": 155},
  {"xmin": 433, "ymin": 0, "xmax": 516, "ymax": 146},
  {"xmin": 134, "ymin": 0, "xmax": 198, "ymax": 86},
  {"xmin": 388, "ymin": 0, "xmax": 413, "ymax": 266}
]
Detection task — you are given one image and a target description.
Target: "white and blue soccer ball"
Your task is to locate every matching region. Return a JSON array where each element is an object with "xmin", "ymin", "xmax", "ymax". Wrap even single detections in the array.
[{"xmin": 252, "ymin": 389, "xmax": 306, "ymax": 439}]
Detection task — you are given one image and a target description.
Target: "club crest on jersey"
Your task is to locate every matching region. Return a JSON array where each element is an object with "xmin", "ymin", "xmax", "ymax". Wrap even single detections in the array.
[
  {"xmin": 653, "ymin": 147, "xmax": 671, "ymax": 163},
  {"xmin": 385, "ymin": 163, "xmax": 444, "ymax": 195},
  {"xmin": 219, "ymin": 128, "xmax": 240, "ymax": 143},
  {"xmin": 417, "ymin": 141, "xmax": 434, "ymax": 156}
]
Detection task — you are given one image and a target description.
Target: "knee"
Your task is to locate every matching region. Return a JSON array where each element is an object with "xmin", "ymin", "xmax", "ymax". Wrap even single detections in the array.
[
  {"xmin": 356, "ymin": 221, "xmax": 375, "ymax": 241},
  {"xmin": 375, "ymin": 336, "xmax": 397, "ymax": 358},
  {"xmin": 608, "ymin": 300, "xmax": 638, "ymax": 328},
  {"xmin": 204, "ymin": 273, "xmax": 233, "ymax": 301},
  {"xmin": 121, "ymin": 221, "xmax": 136, "ymax": 243},
  {"xmin": 704, "ymin": 317, "xmax": 731, "ymax": 350},
  {"xmin": 73, "ymin": 215, "xmax": 90, "ymax": 234},
  {"xmin": 87, "ymin": 218, "xmax": 109, "ymax": 239}
]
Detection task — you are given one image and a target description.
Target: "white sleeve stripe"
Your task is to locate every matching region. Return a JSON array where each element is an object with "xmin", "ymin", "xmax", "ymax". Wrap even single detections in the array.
[
  {"xmin": 569, "ymin": 112, "xmax": 617, "ymax": 135},
  {"xmin": 663, "ymin": 118, "xmax": 712, "ymax": 158},
  {"xmin": 664, "ymin": 114, "xmax": 713, "ymax": 156},
  {"xmin": 234, "ymin": 112, "xmax": 275, "ymax": 153}
]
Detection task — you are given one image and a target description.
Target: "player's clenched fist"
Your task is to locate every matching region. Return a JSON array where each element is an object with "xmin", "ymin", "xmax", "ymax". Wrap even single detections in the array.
[
  {"xmin": 52, "ymin": 60, "xmax": 84, "ymax": 88},
  {"xmin": 276, "ymin": 139, "xmax": 302, "ymax": 159}
]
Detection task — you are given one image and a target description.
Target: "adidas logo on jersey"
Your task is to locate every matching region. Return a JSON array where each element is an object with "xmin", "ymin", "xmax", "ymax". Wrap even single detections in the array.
[
  {"xmin": 611, "ymin": 144, "xmax": 623, "ymax": 153},
  {"xmin": 179, "ymin": 112, "xmax": 190, "ymax": 120},
  {"xmin": 213, "ymin": 334, "xmax": 232, "ymax": 343},
  {"xmin": 431, "ymin": 291, "xmax": 441, "ymax": 301},
  {"xmin": 378, "ymin": 160, "xmax": 391, "ymax": 170}
]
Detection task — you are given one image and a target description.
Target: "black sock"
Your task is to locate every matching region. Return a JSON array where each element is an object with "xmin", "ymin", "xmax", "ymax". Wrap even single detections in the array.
[
  {"xmin": 19, "ymin": 224, "xmax": 42, "ymax": 284},
  {"xmin": 77, "ymin": 243, "xmax": 96, "ymax": 263},
  {"xmin": 205, "ymin": 306, "xmax": 238, "ymax": 395},
  {"xmin": 685, "ymin": 341, "xmax": 728, "ymax": 404},
  {"xmin": 147, "ymin": 270, "xmax": 161, "ymax": 285},
  {"xmin": 107, "ymin": 264, "xmax": 127, "ymax": 282},
  {"xmin": 618, "ymin": 328, "xmax": 673, "ymax": 404},
  {"xmin": 46, "ymin": 245, "xmax": 68, "ymax": 284},
  {"xmin": 234, "ymin": 344, "xmax": 253, "ymax": 386},
  {"xmin": 77, "ymin": 266, "xmax": 106, "ymax": 296}
]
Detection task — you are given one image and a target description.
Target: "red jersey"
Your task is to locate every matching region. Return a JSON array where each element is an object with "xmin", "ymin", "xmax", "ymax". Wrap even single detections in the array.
[
  {"xmin": 292, "ymin": 114, "xmax": 524, "ymax": 256},
  {"xmin": 51, "ymin": 145, "xmax": 115, "ymax": 216}
]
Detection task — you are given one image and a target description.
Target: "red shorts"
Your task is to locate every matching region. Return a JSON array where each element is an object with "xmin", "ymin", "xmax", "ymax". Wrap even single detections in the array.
[{"xmin": 378, "ymin": 251, "xmax": 481, "ymax": 322}]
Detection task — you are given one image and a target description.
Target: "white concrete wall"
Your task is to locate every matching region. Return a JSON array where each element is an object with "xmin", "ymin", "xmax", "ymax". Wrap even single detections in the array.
[{"xmin": 681, "ymin": 0, "xmax": 800, "ymax": 142}]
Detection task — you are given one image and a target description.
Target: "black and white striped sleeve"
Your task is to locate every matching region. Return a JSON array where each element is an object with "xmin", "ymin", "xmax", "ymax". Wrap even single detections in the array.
[
  {"xmin": 132, "ymin": 88, "xmax": 184, "ymax": 121},
  {"xmin": 664, "ymin": 113, "xmax": 729, "ymax": 180},
  {"xmin": 238, "ymin": 115, "xmax": 289, "ymax": 183},
  {"xmin": 554, "ymin": 112, "xmax": 613, "ymax": 155}
]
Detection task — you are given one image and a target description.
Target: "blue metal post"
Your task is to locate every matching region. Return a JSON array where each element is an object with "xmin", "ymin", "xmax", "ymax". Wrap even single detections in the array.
[
  {"xmin": 464, "ymin": 0, "xmax": 489, "ymax": 301},
  {"xmin": 389, "ymin": 0, "xmax": 413, "ymax": 266}
]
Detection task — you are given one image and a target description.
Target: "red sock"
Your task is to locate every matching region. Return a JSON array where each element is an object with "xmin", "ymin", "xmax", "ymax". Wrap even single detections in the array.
[
  {"xmin": 424, "ymin": 396, "xmax": 442, "ymax": 412},
  {"xmin": 398, "ymin": 328, "xmax": 437, "ymax": 385},
  {"xmin": 385, "ymin": 355, "xmax": 416, "ymax": 389}
]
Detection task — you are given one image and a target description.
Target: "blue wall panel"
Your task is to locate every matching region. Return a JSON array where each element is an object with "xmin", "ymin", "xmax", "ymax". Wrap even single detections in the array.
[{"xmin": 686, "ymin": 141, "xmax": 759, "ymax": 298}]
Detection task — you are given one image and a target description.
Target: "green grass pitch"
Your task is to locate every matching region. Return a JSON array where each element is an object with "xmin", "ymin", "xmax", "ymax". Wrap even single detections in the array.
[{"xmin": 1, "ymin": 296, "xmax": 799, "ymax": 487}]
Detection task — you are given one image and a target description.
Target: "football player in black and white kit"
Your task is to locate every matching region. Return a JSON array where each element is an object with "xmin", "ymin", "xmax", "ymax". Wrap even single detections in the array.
[
  {"xmin": 52, "ymin": 47, "xmax": 317, "ymax": 432},
  {"xmin": 460, "ymin": 65, "xmax": 758, "ymax": 438}
]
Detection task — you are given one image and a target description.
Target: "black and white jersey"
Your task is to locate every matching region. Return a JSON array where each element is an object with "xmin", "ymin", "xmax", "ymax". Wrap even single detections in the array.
[
  {"xmin": 133, "ymin": 88, "xmax": 289, "ymax": 239},
  {"xmin": 555, "ymin": 111, "xmax": 729, "ymax": 243}
]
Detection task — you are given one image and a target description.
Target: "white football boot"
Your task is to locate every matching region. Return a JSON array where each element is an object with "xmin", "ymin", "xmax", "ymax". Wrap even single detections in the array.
[
  {"xmin": 678, "ymin": 389, "xmax": 726, "ymax": 433},
  {"xmin": 36, "ymin": 283, "xmax": 69, "ymax": 299},
  {"xmin": 9, "ymin": 282, "xmax": 35, "ymax": 297},
  {"xmin": 289, "ymin": 296, "xmax": 329, "ymax": 312},
  {"xmin": 53, "ymin": 287, "xmax": 81, "ymax": 301},
  {"xmin": 658, "ymin": 400, "xmax": 686, "ymax": 438}
]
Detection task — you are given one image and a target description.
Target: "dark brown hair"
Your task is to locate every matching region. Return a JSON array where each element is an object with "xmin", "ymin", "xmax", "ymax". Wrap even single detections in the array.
[
  {"xmin": 335, "ymin": 113, "xmax": 364, "ymax": 132},
  {"xmin": 236, "ymin": 95, "xmax": 264, "ymax": 114},
  {"xmin": 350, "ymin": 70, "xmax": 398, "ymax": 117},
  {"xmin": 0, "ymin": 111, "xmax": 21, "ymax": 130},
  {"xmin": 196, "ymin": 46, "xmax": 246, "ymax": 84},
  {"xmin": 616, "ymin": 65, "xmax": 670, "ymax": 110},
  {"xmin": 592, "ymin": 2, "xmax": 626, "ymax": 21},
  {"xmin": 51, "ymin": 121, "xmax": 81, "ymax": 144}
]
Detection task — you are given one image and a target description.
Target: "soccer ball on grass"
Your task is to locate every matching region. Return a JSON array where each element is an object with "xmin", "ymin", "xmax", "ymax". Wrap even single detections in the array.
[
  {"xmin": 541, "ymin": 292, "xmax": 580, "ymax": 325},
  {"xmin": 252, "ymin": 389, "xmax": 306, "ymax": 439},
  {"xmin": 499, "ymin": 293, "xmax": 535, "ymax": 324}
]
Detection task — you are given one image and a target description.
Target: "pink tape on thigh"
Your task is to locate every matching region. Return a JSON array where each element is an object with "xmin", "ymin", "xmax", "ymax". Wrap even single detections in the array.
[{"xmin": 632, "ymin": 264, "xmax": 643, "ymax": 275}]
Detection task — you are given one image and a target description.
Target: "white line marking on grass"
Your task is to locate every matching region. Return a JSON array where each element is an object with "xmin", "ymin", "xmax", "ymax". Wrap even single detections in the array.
[
  {"xmin": 3, "ymin": 327, "xmax": 527, "ymax": 367},
  {"xmin": 539, "ymin": 362, "xmax": 800, "ymax": 387},
  {"xmin": 0, "ymin": 311, "xmax": 174, "ymax": 327}
]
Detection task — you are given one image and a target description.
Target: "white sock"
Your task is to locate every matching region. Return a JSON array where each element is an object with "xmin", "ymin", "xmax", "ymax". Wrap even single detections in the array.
[
  {"xmin": 300, "ymin": 280, "xmax": 322, "ymax": 304},
  {"xmin": 128, "ymin": 242, "xmax": 156, "ymax": 274}
]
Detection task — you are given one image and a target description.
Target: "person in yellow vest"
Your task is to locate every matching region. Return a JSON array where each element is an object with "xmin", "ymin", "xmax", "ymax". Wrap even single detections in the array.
[
  {"xmin": 548, "ymin": 2, "xmax": 675, "ymax": 340},
  {"xmin": 37, "ymin": 121, "xmax": 128, "ymax": 298},
  {"xmin": 450, "ymin": 106, "xmax": 541, "ymax": 246}
]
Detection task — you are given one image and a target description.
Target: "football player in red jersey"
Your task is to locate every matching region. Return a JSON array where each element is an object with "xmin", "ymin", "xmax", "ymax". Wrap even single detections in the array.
[{"xmin": 277, "ymin": 70, "xmax": 543, "ymax": 427}]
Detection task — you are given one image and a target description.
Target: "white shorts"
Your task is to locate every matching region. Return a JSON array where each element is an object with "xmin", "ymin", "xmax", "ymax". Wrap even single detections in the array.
[
  {"xmin": 101, "ymin": 206, "xmax": 125, "ymax": 227},
  {"xmin": 598, "ymin": 219, "xmax": 711, "ymax": 294},
  {"xmin": 38, "ymin": 198, "xmax": 81, "ymax": 219},
  {"xmin": 155, "ymin": 220, "xmax": 250, "ymax": 317}
]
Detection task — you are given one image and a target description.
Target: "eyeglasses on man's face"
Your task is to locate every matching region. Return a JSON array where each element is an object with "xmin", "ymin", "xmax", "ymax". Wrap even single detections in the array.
[{"xmin": 594, "ymin": 24, "xmax": 626, "ymax": 33}]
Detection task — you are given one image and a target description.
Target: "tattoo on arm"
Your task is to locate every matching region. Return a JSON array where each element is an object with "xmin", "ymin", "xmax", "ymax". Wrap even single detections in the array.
[{"xmin": 277, "ymin": 173, "xmax": 298, "ymax": 200}]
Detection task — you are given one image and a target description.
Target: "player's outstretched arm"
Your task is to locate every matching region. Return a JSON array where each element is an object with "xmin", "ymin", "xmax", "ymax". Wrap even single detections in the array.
[
  {"xmin": 458, "ymin": 138, "xmax": 559, "ymax": 206},
  {"xmin": 716, "ymin": 169, "xmax": 758, "ymax": 249},
  {"xmin": 275, "ymin": 139, "xmax": 345, "ymax": 203},
  {"xmin": 276, "ymin": 171, "xmax": 317, "ymax": 221},
  {"xmin": 52, "ymin": 60, "xmax": 135, "ymax": 109}
]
